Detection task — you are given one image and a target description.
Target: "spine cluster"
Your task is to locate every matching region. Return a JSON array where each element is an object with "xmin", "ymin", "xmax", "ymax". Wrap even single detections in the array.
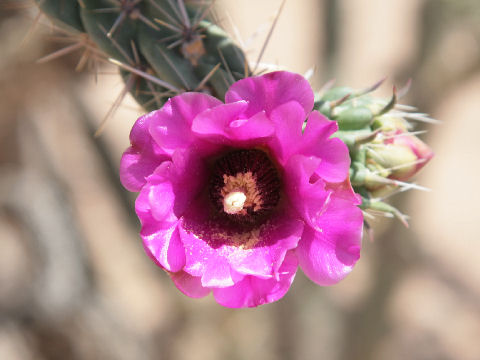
[{"xmin": 35, "ymin": 0, "xmax": 248, "ymax": 111}]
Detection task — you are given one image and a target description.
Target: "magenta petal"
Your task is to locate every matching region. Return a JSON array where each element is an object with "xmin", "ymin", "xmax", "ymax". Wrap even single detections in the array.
[
  {"xmin": 192, "ymin": 101, "xmax": 274, "ymax": 146},
  {"xmin": 314, "ymin": 138, "xmax": 351, "ymax": 183},
  {"xmin": 171, "ymin": 271, "xmax": 211, "ymax": 298},
  {"xmin": 136, "ymin": 186, "xmax": 185, "ymax": 272},
  {"xmin": 296, "ymin": 196, "xmax": 363, "ymax": 285},
  {"xmin": 212, "ymin": 250, "xmax": 298, "ymax": 308},
  {"xmin": 142, "ymin": 222, "xmax": 186, "ymax": 273},
  {"xmin": 120, "ymin": 112, "xmax": 169, "ymax": 192},
  {"xmin": 134, "ymin": 149, "xmax": 209, "ymax": 273},
  {"xmin": 149, "ymin": 92, "xmax": 222, "ymax": 155},
  {"xmin": 178, "ymin": 222, "xmax": 237, "ymax": 287},
  {"xmin": 200, "ymin": 257, "xmax": 237, "ymax": 288},
  {"xmin": 302, "ymin": 111, "xmax": 338, "ymax": 145},
  {"xmin": 225, "ymin": 71, "xmax": 314, "ymax": 118},
  {"xmin": 267, "ymin": 101, "xmax": 305, "ymax": 164},
  {"xmin": 120, "ymin": 148, "xmax": 162, "ymax": 192},
  {"xmin": 300, "ymin": 111, "xmax": 350, "ymax": 183},
  {"xmin": 192, "ymin": 101, "xmax": 249, "ymax": 135},
  {"xmin": 225, "ymin": 111, "xmax": 274, "ymax": 143},
  {"xmin": 149, "ymin": 149, "xmax": 208, "ymax": 217},
  {"xmin": 227, "ymin": 215, "xmax": 304, "ymax": 279},
  {"xmin": 148, "ymin": 181, "xmax": 175, "ymax": 221},
  {"xmin": 285, "ymin": 154, "xmax": 331, "ymax": 230}
]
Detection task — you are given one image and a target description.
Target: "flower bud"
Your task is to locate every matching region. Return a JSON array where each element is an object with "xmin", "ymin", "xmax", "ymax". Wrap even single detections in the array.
[{"xmin": 367, "ymin": 130, "xmax": 434, "ymax": 181}]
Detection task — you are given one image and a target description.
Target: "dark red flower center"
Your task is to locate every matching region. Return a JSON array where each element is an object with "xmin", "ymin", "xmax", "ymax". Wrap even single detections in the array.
[{"xmin": 209, "ymin": 149, "xmax": 281, "ymax": 229}]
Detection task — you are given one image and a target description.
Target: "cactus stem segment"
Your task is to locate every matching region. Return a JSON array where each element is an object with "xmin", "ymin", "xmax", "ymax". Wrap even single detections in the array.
[
  {"xmin": 217, "ymin": 47, "xmax": 235, "ymax": 83},
  {"xmin": 109, "ymin": 58, "xmax": 181, "ymax": 92},
  {"xmin": 195, "ymin": 62, "xmax": 221, "ymax": 90},
  {"xmin": 99, "ymin": 23, "xmax": 134, "ymax": 61},
  {"xmin": 157, "ymin": 47, "xmax": 191, "ymax": 88},
  {"xmin": 107, "ymin": 11, "xmax": 127, "ymax": 38},
  {"xmin": 98, "ymin": 1, "xmax": 159, "ymax": 38},
  {"xmin": 154, "ymin": 18, "xmax": 182, "ymax": 32},
  {"xmin": 148, "ymin": 0, "xmax": 181, "ymax": 26}
]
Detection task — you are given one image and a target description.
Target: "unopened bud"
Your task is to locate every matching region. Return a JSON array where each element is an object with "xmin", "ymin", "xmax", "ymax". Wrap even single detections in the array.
[{"xmin": 369, "ymin": 131, "xmax": 433, "ymax": 181}]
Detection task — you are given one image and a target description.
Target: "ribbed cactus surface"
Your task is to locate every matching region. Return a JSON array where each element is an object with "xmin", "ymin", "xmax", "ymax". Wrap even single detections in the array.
[{"xmin": 35, "ymin": 0, "xmax": 248, "ymax": 111}]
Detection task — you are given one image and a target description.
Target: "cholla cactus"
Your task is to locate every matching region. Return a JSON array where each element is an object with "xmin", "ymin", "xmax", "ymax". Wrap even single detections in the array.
[
  {"xmin": 33, "ymin": 0, "xmax": 434, "ymax": 228},
  {"xmin": 315, "ymin": 82, "xmax": 435, "ymax": 226}
]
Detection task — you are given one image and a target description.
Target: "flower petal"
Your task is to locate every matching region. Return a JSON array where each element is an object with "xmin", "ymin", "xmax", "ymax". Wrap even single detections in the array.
[
  {"xmin": 212, "ymin": 250, "xmax": 298, "ymax": 308},
  {"xmin": 135, "ymin": 149, "xmax": 209, "ymax": 273},
  {"xmin": 148, "ymin": 148, "xmax": 208, "ymax": 217},
  {"xmin": 284, "ymin": 154, "xmax": 331, "ymax": 230},
  {"xmin": 178, "ymin": 221, "xmax": 237, "ymax": 288},
  {"xmin": 171, "ymin": 271, "xmax": 211, "ymax": 298},
  {"xmin": 148, "ymin": 181, "xmax": 175, "ymax": 221},
  {"xmin": 300, "ymin": 111, "xmax": 350, "ymax": 183},
  {"xmin": 225, "ymin": 71, "xmax": 314, "ymax": 118},
  {"xmin": 227, "ymin": 214, "xmax": 303, "ymax": 279},
  {"xmin": 192, "ymin": 101, "xmax": 275, "ymax": 146},
  {"xmin": 120, "ymin": 112, "xmax": 169, "ymax": 192},
  {"xmin": 136, "ymin": 186, "xmax": 185, "ymax": 272},
  {"xmin": 267, "ymin": 101, "xmax": 305, "ymax": 164},
  {"xmin": 141, "ymin": 222, "xmax": 186, "ymax": 273},
  {"xmin": 149, "ymin": 92, "xmax": 222, "ymax": 155},
  {"xmin": 296, "ymin": 195, "xmax": 363, "ymax": 285}
]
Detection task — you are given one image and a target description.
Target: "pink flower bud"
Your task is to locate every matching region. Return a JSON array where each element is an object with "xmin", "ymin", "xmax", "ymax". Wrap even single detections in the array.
[{"xmin": 369, "ymin": 130, "xmax": 434, "ymax": 181}]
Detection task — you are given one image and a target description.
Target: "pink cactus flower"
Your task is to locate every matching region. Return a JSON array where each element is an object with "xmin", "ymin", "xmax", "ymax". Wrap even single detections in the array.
[{"xmin": 120, "ymin": 71, "xmax": 363, "ymax": 308}]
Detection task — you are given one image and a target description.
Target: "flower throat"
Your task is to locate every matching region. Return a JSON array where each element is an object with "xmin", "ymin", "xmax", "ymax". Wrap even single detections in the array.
[{"xmin": 209, "ymin": 149, "xmax": 281, "ymax": 228}]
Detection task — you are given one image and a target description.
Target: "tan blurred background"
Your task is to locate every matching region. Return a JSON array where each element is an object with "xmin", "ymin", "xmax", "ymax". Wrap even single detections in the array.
[{"xmin": 1, "ymin": 0, "xmax": 480, "ymax": 359}]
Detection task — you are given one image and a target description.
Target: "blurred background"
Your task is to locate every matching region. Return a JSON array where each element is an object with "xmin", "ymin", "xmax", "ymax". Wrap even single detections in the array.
[{"xmin": 1, "ymin": 0, "xmax": 480, "ymax": 359}]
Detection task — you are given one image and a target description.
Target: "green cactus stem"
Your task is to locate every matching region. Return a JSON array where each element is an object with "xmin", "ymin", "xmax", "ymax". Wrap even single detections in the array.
[{"xmin": 35, "ymin": 0, "xmax": 249, "ymax": 112}]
